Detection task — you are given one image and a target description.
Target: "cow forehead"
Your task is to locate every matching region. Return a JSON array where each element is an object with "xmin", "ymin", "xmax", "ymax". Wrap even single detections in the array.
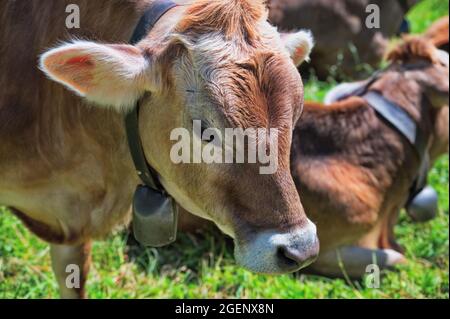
[
  {"xmin": 206, "ymin": 57, "xmax": 301, "ymax": 129},
  {"xmin": 189, "ymin": 23, "xmax": 286, "ymax": 58},
  {"xmin": 173, "ymin": 30, "xmax": 302, "ymax": 128}
]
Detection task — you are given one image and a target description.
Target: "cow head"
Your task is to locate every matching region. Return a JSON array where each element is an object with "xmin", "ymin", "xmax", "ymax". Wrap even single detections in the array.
[
  {"xmin": 40, "ymin": 0, "xmax": 318, "ymax": 274},
  {"xmin": 375, "ymin": 37, "xmax": 449, "ymax": 162}
]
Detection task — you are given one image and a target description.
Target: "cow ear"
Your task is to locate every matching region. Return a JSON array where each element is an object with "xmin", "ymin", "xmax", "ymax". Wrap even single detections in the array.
[
  {"xmin": 40, "ymin": 41, "xmax": 151, "ymax": 111},
  {"xmin": 282, "ymin": 30, "xmax": 314, "ymax": 67}
]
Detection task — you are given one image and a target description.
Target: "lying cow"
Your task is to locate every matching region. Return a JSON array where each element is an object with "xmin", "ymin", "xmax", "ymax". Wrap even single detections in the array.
[
  {"xmin": 179, "ymin": 36, "xmax": 449, "ymax": 278},
  {"xmin": 268, "ymin": 0, "xmax": 419, "ymax": 79},
  {"xmin": 292, "ymin": 36, "xmax": 449, "ymax": 277},
  {"xmin": 0, "ymin": 0, "xmax": 317, "ymax": 298}
]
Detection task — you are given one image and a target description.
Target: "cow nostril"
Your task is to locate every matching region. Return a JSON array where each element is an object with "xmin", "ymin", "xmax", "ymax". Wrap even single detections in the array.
[
  {"xmin": 277, "ymin": 246, "xmax": 302, "ymax": 267},
  {"xmin": 276, "ymin": 242, "xmax": 319, "ymax": 271}
]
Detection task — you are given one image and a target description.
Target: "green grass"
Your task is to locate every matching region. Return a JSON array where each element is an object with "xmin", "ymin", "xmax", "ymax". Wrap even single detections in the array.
[
  {"xmin": 408, "ymin": 0, "xmax": 449, "ymax": 34},
  {"xmin": 0, "ymin": 0, "xmax": 448, "ymax": 299}
]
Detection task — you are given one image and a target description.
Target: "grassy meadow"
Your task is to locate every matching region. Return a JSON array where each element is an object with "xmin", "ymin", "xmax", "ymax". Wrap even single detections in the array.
[{"xmin": 0, "ymin": 0, "xmax": 448, "ymax": 299}]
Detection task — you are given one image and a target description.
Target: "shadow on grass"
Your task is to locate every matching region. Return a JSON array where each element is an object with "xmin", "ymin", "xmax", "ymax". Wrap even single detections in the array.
[
  {"xmin": 123, "ymin": 225, "xmax": 235, "ymax": 283},
  {"xmin": 122, "ymin": 224, "xmax": 393, "ymax": 289}
]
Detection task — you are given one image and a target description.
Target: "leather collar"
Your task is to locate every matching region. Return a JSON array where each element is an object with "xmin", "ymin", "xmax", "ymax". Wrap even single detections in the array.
[
  {"xmin": 362, "ymin": 90, "xmax": 431, "ymax": 200},
  {"xmin": 362, "ymin": 91, "xmax": 429, "ymax": 162},
  {"xmin": 126, "ymin": 0, "xmax": 177, "ymax": 193}
]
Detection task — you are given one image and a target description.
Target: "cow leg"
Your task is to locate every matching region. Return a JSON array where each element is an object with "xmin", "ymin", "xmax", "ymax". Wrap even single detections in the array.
[
  {"xmin": 357, "ymin": 207, "xmax": 404, "ymax": 253},
  {"xmin": 381, "ymin": 207, "xmax": 404, "ymax": 252},
  {"xmin": 50, "ymin": 241, "xmax": 92, "ymax": 299},
  {"xmin": 309, "ymin": 246, "xmax": 407, "ymax": 279}
]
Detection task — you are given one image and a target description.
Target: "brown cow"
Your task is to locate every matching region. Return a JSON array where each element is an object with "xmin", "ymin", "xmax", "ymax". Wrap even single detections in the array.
[
  {"xmin": 0, "ymin": 0, "xmax": 318, "ymax": 298},
  {"xmin": 292, "ymin": 37, "xmax": 449, "ymax": 277},
  {"xmin": 269, "ymin": 0, "xmax": 419, "ymax": 79},
  {"xmin": 178, "ymin": 36, "xmax": 449, "ymax": 278}
]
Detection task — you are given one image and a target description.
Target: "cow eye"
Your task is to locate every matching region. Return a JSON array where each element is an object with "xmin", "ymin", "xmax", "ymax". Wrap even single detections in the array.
[{"xmin": 201, "ymin": 121, "xmax": 215, "ymax": 143}]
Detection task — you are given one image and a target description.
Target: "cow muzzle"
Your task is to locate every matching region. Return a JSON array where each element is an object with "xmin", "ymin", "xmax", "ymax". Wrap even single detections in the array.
[{"xmin": 234, "ymin": 219, "xmax": 319, "ymax": 274}]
